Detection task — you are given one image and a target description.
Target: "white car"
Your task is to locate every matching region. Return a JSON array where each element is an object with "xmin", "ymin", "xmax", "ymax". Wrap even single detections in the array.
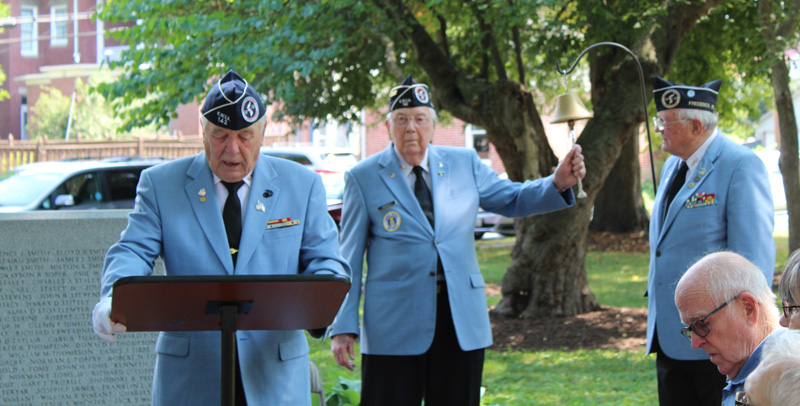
[
  {"xmin": 260, "ymin": 146, "xmax": 357, "ymax": 227},
  {"xmin": 259, "ymin": 146, "xmax": 358, "ymax": 174},
  {"xmin": 0, "ymin": 157, "xmax": 167, "ymax": 212}
]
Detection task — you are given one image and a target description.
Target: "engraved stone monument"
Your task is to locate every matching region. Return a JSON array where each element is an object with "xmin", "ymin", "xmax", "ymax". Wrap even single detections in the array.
[{"xmin": 0, "ymin": 211, "xmax": 162, "ymax": 405}]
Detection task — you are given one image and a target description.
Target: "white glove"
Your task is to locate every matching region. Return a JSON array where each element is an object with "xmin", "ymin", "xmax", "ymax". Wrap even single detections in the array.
[{"xmin": 92, "ymin": 297, "xmax": 127, "ymax": 343}]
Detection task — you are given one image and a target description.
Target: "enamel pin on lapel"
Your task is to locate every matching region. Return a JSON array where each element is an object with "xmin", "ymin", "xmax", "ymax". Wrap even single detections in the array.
[
  {"xmin": 255, "ymin": 201, "xmax": 266, "ymax": 212},
  {"xmin": 198, "ymin": 188, "xmax": 207, "ymax": 203}
]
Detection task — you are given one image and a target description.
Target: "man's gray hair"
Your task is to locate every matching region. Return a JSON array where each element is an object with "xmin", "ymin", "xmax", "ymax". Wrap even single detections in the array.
[
  {"xmin": 780, "ymin": 249, "xmax": 800, "ymax": 305},
  {"xmin": 703, "ymin": 251, "xmax": 778, "ymax": 325},
  {"xmin": 676, "ymin": 108, "xmax": 718, "ymax": 132}
]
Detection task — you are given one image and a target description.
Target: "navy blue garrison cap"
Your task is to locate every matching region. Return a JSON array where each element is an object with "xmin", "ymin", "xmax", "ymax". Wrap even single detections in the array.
[
  {"xmin": 389, "ymin": 74, "xmax": 434, "ymax": 112},
  {"xmin": 201, "ymin": 70, "xmax": 266, "ymax": 130},
  {"xmin": 652, "ymin": 76, "xmax": 721, "ymax": 113}
]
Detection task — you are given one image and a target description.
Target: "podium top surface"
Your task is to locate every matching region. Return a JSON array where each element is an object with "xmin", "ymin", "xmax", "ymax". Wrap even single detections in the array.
[{"xmin": 110, "ymin": 274, "xmax": 351, "ymax": 332}]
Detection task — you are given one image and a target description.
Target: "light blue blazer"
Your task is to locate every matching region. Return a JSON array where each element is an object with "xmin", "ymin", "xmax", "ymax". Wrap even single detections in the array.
[
  {"xmin": 330, "ymin": 144, "xmax": 573, "ymax": 355},
  {"xmin": 647, "ymin": 131, "xmax": 775, "ymax": 360},
  {"xmin": 99, "ymin": 153, "xmax": 349, "ymax": 405}
]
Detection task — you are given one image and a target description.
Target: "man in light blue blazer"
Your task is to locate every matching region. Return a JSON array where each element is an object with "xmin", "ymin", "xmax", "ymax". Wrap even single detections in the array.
[
  {"xmin": 646, "ymin": 76, "xmax": 775, "ymax": 406},
  {"xmin": 329, "ymin": 75, "xmax": 586, "ymax": 406},
  {"xmin": 92, "ymin": 71, "xmax": 349, "ymax": 405}
]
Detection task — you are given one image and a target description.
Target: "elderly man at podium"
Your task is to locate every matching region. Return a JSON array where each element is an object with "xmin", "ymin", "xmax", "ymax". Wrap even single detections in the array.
[{"xmin": 91, "ymin": 70, "xmax": 349, "ymax": 405}]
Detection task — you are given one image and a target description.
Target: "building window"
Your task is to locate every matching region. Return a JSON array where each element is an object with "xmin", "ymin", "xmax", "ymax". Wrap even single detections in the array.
[
  {"xmin": 50, "ymin": 5, "xmax": 68, "ymax": 47},
  {"xmin": 20, "ymin": 5, "xmax": 38, "ymax": 57},
  {"xmin": 20, "ymin": 96, "xmax": 28, "ymax": 140}
]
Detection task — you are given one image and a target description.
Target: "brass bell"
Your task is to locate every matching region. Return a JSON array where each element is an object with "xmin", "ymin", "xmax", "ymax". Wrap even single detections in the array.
[{"xmin": 550, "ymin": 93, "xmax": 593, "ymax": 124}]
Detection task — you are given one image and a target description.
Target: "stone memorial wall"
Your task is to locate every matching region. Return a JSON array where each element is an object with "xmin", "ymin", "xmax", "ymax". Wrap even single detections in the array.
[{"xmin": 0, "ymin": 211, "xmax": 162, "ymax": 405}]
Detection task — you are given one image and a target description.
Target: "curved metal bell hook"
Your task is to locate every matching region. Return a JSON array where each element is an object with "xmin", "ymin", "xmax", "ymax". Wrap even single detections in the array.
[{"xmin": 555, "ymin": 41, "xmax": 658, "ymax": 194}]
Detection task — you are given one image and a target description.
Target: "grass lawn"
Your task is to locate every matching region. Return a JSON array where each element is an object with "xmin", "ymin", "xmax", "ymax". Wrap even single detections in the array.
[{"xmin": 308, "ymin": 230, "xmax": 790, "ymax": 405}]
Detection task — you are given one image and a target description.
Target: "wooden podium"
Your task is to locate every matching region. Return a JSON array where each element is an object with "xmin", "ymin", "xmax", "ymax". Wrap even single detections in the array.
[{"xmin": 110, "ymin": 274, "xmax": 351, "ymax": 406}]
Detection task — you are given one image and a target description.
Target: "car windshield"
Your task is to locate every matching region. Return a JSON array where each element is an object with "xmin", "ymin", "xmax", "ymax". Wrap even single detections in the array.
[
  {"xmin": 0, "ymin": 167, "xmax": 62, "ymax": 207},
  {"xmin": 319, "ymin": 152, "xmax": 358, "ymax": 171}
]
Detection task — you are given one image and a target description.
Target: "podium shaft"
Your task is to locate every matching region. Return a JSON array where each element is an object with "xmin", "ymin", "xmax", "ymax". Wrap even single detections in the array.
[{"xmin": 220, "ymin": 305, "xmax": 238, "ymax": 406}]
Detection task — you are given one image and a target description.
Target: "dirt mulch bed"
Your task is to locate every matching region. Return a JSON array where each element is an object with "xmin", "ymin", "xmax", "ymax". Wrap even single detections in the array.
[
  {"xmin": 489, "ymin": 306, "xmax": 647, "ymax": 352},
  {"xmin": 487, "ymin": 231, "xmax": 650, "ymax": 352}
]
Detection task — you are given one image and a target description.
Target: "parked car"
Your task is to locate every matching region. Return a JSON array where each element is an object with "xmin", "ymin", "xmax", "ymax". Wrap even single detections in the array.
[
  {"xmin": 259, "ymin": 146, "xmax": 358, "ymax": 174},
  {"xmin": 474, "ymin": 210, "xmax": 514, "ymax": 239},
  {"xmin": 260, "ymin": 147, "xmax": 355, "ymax": 226},
  {"xmin": 0, "ymin": 157, "xmax": 167, "ymax": 212}
]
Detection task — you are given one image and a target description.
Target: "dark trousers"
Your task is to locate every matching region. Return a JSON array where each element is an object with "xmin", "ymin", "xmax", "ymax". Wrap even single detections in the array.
[
  {"xmin": 360, "ymin": 283, "xmax": 485, "ymax": 406},
  {"xmin": 653, "ymin": 332, "xmax": 725, "ymax": 406}
]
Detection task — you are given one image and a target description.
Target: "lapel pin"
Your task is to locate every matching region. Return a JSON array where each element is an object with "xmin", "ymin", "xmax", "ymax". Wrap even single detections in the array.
[
  {"xmin": 438, "ymin": 162, "xmax": 443, "ymax": 168},
  {"xmin": 390, "ymin": 173, "xmax": 396, "ymax": 178},
  {"xmin": 698, "ymin": 168, "xmax": 706, "ymax": 175},
  {"xmin": 694, "ymin": 177, "xmax": 700, "ymax": 182},
  {"xmin": 255, "ymin": 201, "xmax": 266, "ymax": 212},
  {"xmin": 198, "ymin": 188, "xmax": 207, "ymax": 202},
  {"xmin": 263, "ymin": 190, "xmax": 273, "ymax": 198},
  {"xmin": 437, "ymin": 172, "xmax": 444, "ymax": 176}
]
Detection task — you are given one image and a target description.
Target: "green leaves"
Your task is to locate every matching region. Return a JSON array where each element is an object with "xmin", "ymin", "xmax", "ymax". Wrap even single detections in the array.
[{"xmin": 324, "ymin": 376, "xmax": 362, "ymax": 406}]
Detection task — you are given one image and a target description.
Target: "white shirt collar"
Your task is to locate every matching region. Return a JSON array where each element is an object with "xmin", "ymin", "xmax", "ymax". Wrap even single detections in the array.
[{"xmin": 685, "ymin": 129, "xmax": 718, "ymax": 174}]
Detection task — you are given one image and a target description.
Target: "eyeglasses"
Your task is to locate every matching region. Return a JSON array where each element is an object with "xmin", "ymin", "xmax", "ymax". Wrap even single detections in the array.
[
  {"xmin": 392, "ymin": 115, "xmax": 431, "ymax": 127},
  {"xmin": 781, "ymin": 303, "xmax": 800, "ymax": 318},
  {"xmin": 734, "ymin": 391, "xmax": 755, "ymax": 406},
  {"xmin": 653, "ymin": 116, "xmax": 690, "ymax": 131},
  {"xmin": 680, "ymin": 293, "xmax": 742, "ymax": 341}
]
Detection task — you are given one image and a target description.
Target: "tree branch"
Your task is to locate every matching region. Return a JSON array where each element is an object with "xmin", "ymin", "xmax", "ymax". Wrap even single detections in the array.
[
  {"xmin": 775, "ymin": 0, "xmax": 800, "ymax": 38},
  {"xmin": 435, "ymin": 13, "xmax": 451, "ymax": 60},
  {"xmin": 509, "ymin": 0, "xmax": 525, "ymax": 84},
  {"xmin": 467, "ymin": 0, "xmax": 508, "ymax": 81},
  {"xmin": 373, "ymin": 0, "xmax": 472, "ymax": 119}
]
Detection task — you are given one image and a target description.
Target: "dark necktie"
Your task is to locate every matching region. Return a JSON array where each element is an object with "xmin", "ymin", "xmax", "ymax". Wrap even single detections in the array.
[
  {"xmin": 222, "ymin": 180, "xmax": 245, "ymax": 265},
  {"xmin": 413, "ymin": 166, "xmax": 434, "ymax": 227},
  {"xmin": 664, "ymin": 161, "xmax": 688, "ymax": 216}
]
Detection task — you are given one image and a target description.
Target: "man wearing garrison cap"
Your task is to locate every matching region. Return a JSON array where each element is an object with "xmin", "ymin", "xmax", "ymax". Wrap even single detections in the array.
[
  {"xmin": 92, "ymin": 70, "xmax": 349, "ymax": 405},
  {"xmin": 645, "ymin": 76, "xmax": 775, "ymax": 406},
  {"xmin": 329, "ymin": 74, "xmax": 586, "ymax": 406}
]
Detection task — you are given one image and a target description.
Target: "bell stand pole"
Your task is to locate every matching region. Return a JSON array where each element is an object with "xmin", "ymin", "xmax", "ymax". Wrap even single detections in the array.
[{"xmin": 556, "ymin": 41, "xmax": 658, "ymax": 195}]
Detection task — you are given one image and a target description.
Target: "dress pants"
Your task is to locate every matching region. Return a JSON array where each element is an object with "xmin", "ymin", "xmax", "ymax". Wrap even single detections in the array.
[
  {"xmin": 653, "ymin": 329, "xmax": 725, "ymax": 406},
  {"xmin": 360, "ymin": 282, "xmax": 485, "ymax": 406}
]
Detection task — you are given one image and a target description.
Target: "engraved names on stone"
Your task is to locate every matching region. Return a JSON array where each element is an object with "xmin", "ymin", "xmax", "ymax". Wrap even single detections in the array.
[{"xmin": 0, "ymin": 212, "xmax": 157, "ymax": 405}]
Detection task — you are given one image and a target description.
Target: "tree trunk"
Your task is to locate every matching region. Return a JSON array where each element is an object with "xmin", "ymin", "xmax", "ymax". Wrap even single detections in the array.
[
  {"xmin": 495, "ymin": 201, "xmax": 599, "ymax": 317},
  {"xmin": 772, "ymin": 61, "xmax": 800, "ymax": 252},
  {"xmin": 759, "ymin": 0, "xmax": 800, "ymax": 253},
  {"xmin": 589, "ymin": 125, "xmax": 650, "ymax": 232}
]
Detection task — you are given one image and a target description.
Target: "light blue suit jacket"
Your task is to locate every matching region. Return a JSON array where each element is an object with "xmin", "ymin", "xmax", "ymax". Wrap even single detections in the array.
[
  {"xmin": 99, "ymin": 153, "xmax": 349, "ymax": 405},
  {"xmin": 330, "ymin": 144, "xmax": 573, "ymax": 355},
  {"xmin": 647, "ymin": 131, "xmax": 775, "ymax": 360}
]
